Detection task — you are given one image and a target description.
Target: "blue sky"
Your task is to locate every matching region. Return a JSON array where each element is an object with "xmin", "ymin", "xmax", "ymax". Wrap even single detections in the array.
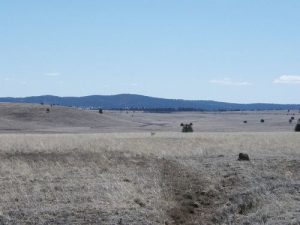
[{"xmin": 0, "ymin": 0, "xmax": 299, "ymax": 103}]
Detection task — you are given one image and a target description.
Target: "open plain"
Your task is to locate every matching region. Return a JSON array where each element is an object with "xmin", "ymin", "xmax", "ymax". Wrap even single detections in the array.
[
  {"xmin": 0, "ymin": 103, "xmax": 299, "ymax": 225},
  {"xmin": 0, "ymin": 103, "xmax": 299, "ymax": 133}
]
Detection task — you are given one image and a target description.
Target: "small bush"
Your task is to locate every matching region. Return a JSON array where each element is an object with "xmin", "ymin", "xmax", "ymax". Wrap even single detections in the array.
[
  {"xmin": 243, "ymin": 121, "xmax": 247, "ymax": 124},
  {"xmin": 181, "ymin": 123, "xmax": 193, "ymax": 132},
  {"xmin": 291, "ymin": 117, "xmax": 295, "ymax": 120},
  {"xmin": 260, "ymin": 119, "xmax": 264, "ymax": 123},
  {"xmin": 46, "ymin": 108, "xmax": 50, "ymax": 113},
  {"xmin": 238, "ymin": 153, "xmax": 250, "ymax": 161},
  {"xmin": 289, "ymin": 119, "xmax": 293, "ymax": 124},
  {"xmin": 295, "ymin": 120, "xmax": 300, "ymax": 132}
]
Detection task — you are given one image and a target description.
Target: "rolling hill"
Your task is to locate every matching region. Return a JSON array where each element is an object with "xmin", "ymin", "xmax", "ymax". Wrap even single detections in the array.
[{"xmin": 0, "ymin": 94, "xmax": 299, "ymax": 111}]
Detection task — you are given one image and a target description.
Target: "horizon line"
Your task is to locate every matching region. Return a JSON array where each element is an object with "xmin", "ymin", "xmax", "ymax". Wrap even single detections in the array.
[{"xmin": 0, "ymin": 93, "xmax": 299, "ymax": 105}]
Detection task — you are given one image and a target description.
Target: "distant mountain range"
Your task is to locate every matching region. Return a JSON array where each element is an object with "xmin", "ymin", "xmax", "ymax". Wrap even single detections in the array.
[{"xmin": 0, "ymin": 94, "xmax": 299, "ymax": 111}]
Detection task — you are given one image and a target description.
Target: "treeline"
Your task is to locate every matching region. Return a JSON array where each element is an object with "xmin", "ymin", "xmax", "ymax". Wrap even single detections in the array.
[{"xmin": 109, "ymin": 107, "xmax": 247, "ymax": 113}]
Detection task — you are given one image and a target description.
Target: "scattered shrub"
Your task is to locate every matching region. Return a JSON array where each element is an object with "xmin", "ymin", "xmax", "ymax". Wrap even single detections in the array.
[
  {"xmin": 46, "ymin": 108, "xmax": 50, "ymax": 113},
  {"xmin": 181, "ymin": 123, "xmax": 193, "ymax": 132},
  {"xmin": 291, "ymin": 117, "xmax": 295, "ymax": 120},
  {"xmin": 289, "ymin": 119, "xmax": 293, "ymax": 124},
  {"xmin": 260, "ymin": 119, "xmax": 264, "ymax": 123},
  {"xmin": 243, "ymin": 121, "xmax": 247, "ymax": 124},
  {"xmin": 238, "ymin": 153, "xmax": 250, "ymax": 161},
  {"xmin": 99, "ymin": 108, "xmax": 103, "ymax": 114},
  {"xmin": 295, "ymin": 119, "xmax": 300, "ymax": 132}
]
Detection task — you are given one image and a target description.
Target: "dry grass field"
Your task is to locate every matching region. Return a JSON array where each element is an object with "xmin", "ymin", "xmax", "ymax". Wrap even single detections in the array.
[
  {"xmin": 0, "ymin": 103, "xmax": 299, "ymax": 133},
  {"xmin": 0, "ymin": 103, "xmax": 299, "ymax": 224}
]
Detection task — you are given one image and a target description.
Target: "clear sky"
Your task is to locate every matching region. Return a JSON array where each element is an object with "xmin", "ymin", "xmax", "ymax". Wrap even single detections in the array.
[{"xmin": 0, "ymin": 0, "xmax": 299, "ymax": 103}]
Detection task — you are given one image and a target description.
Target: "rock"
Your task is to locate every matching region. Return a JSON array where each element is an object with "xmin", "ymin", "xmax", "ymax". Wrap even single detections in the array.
[{"xmin": 238, "ymin": 153, "xmax": 250, "ymax": 161}]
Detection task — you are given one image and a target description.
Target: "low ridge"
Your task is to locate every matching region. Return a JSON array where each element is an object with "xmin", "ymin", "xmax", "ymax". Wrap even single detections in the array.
[{"xmin": 0, "ymin": 94, "xmax": 299, "ymax": 111}]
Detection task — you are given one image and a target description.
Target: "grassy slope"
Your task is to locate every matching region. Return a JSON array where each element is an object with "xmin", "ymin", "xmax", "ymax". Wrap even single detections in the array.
[
  {"xmin": 0, "ymin": 133, "xmax": 299, "ymax": 225},
  {"xmin": 0, "ymin": 103, "xmax": 139, "ymax": 133},
  {"xmin": 0, "ymin": 103, "xmax": 298, "ymax": 133}
]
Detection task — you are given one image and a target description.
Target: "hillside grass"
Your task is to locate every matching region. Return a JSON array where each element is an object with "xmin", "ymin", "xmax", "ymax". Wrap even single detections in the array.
[{"xmin": 0, "ymin": 103, "xmax": 299, "ymax": 133}]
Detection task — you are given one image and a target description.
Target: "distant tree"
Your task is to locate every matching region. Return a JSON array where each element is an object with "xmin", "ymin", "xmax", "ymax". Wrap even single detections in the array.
[
  {"xmin": 99, "ymin": 108, "xmax": 103, "ymax": 114},
  {"xmin": 181, "ymin": 123, "xmax": 193, "ymax": 132},
  {"xmin": 295, "ymin": 120, "xmax": 300, "ymax": 132}
]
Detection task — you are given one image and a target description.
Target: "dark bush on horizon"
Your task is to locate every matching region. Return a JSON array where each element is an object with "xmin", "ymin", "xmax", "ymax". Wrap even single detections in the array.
[
  {"xmin": 260, "ymin": 119, "xmax": 264, "ymax": 123},
  {"xmin": 99, "ymin": 108, "xmax": 103, "ymax": 114},
  {"xmin": 295, "ymin": 119, "xmax": 300, "ymax": 132},
  {"xmin": 181, "ymin": 123, "xmax": 193, "ymax": 133}
]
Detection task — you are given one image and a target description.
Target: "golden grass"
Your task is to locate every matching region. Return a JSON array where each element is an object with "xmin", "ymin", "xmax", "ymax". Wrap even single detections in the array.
[
  {"xmin": 0, "ymin": 132, "xmax": 299, "ymax": 224},
  {"xmin": 0, "ymin": 132, "xmax": 299, "ymax": 156}
]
